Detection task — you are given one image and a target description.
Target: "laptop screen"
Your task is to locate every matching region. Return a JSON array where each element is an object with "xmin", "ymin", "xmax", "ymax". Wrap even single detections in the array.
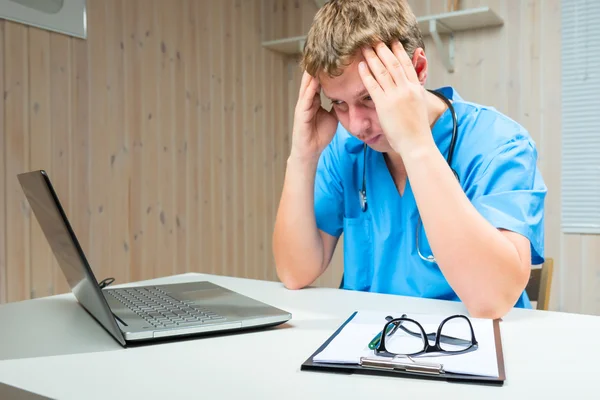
[{"xmin": 17, "ymin": 170, "xmax": 125, "ymax": 346}]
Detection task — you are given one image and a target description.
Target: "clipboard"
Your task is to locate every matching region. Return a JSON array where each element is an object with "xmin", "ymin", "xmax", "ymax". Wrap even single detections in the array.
[{"xmin": 300, "ymin": 311, "xmax": 506, "ymax": 385}]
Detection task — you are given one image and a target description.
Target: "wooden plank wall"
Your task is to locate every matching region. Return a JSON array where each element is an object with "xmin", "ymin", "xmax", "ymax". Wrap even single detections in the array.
[
  {"xmin": 0, "ymin": 0, "xmax": 292, "ymax": 303},
  {"xmin": 0, "ymin": 0, "xmax": 598, "ymax": 315}
]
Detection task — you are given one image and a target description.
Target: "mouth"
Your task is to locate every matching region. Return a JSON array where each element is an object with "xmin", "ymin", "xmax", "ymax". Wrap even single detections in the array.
[{"xmin": 364, "ymin": 135, "xmax": 381, "ymax": 145}]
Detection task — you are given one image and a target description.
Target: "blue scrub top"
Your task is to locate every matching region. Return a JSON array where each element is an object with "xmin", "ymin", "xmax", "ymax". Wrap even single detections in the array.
[{"xmin": 314, "ymin": 86, "xmax": 546, "ymax": 309}]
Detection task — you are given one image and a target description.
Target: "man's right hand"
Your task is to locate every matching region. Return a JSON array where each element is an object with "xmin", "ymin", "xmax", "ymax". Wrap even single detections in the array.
[
  {"xmin": 273, "ymin": 71, "xmax": 340, "ymax": 291},
  {"xmin": 290, "ymin": 71, "xmax": 339, "ymax": 161}
]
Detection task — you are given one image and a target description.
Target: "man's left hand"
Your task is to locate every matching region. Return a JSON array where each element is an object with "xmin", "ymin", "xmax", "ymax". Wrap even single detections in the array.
[{"xmin": 358, "ymin": 40, "xmax": 432, "ymax": 154}]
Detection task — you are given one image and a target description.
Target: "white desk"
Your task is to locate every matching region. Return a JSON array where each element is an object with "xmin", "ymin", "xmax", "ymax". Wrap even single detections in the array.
[{"xmin": 0, "ymin": 272, "xmax": 598, "ymax": 399}]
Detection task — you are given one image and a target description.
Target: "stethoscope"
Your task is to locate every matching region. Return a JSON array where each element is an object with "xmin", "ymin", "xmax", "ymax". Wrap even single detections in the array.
[{"xmin": 359, "ymin": 89, "xmax": 459, "ymax": 263}]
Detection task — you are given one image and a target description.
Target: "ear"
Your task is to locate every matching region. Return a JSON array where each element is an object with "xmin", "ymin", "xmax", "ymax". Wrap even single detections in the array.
[{"xmin": 411, "ymin": 48, "xmax": 428, "ymax": 85}]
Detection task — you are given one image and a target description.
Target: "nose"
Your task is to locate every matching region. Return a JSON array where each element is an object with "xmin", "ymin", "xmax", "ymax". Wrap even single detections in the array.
[{"xmin": 348, "ymin": 106, "xmax": 371, "ymax": 138}]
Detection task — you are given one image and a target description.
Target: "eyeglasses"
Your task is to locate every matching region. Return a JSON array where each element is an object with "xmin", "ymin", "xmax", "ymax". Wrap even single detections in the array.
[{"xmin": 373, "ymin": 314, "xmax": 479, "ymax": 358}]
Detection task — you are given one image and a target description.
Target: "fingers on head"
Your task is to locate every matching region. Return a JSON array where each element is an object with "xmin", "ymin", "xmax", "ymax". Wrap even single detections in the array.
[
  {"xmin": 358, "ymin": 61, "xmax": 383, "ymax": 99},
  {"xmin": 361, "ymin": 45, "xmax": 396, "ymax": 87},
  {"xmin": 299, "ymin": 86, "xmax": 320, "ymax": 111},
  {"xmin": 299, "ymin": 70, "xmax": 314, "ymax": 97},
  {"xmin": 391, "ymin": 41, "xmax": 418, "ymax": 82}
]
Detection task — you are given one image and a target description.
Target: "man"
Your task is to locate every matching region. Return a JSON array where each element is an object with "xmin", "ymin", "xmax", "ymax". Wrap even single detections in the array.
[{"xmin": 272, "ymin": 0, "xmax": 546, "ymax": 319}]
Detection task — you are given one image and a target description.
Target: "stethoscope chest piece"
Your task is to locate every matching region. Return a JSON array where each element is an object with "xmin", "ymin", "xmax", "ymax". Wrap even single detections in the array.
[
  {"xmin": 359, "ymin": 188, "xmax": 367, "ymax": 212},
  {"xmin": 360, "ymin": 143, "xmax": 368, "ymax": 212}
]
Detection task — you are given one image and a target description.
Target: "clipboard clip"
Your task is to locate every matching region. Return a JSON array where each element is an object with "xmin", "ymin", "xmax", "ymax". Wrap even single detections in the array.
[{"xmin": 359, "ymin": 356, "xmax": 445, "ymax": 375}]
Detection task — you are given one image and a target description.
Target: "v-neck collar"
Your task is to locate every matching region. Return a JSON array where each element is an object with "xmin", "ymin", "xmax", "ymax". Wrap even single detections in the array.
[
  {"xmin": 381, "ymin": 152, "xmax": 408, "ymax": 198},
  {"xmin": 371, "ymin": 150, "xmax": 413, "ymax": 209}
]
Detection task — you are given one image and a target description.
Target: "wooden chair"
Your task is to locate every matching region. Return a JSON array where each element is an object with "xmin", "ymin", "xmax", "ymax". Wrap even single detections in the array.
[{"xmin": 525, "ymin": 258, "xmax": 554, "ymax": 310}]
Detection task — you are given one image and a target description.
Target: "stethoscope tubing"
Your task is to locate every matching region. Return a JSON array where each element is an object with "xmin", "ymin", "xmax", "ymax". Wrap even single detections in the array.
[{"xmin": 359, "ymin": 89, "xmax": 459, "ymax": 263}]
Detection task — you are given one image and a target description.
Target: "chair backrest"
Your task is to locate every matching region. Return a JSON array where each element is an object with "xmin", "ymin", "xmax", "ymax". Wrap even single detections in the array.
[{"xmin": 525, "ymin": 258, "xmax": 554, "ymax": 310}]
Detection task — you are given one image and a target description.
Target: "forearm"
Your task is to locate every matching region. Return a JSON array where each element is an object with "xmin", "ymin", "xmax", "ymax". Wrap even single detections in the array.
[
  {"xmin": 400, "ymin": 141, "xmax": 529, "ymax": 319},
  {"xmin": 273, "ymin": 155, "xmax": 325, "ymax": 289}
]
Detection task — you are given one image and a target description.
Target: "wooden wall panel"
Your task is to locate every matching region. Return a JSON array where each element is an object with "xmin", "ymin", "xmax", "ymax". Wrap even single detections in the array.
[
  {"xmin": 581, "ymin": 236, "xmax": 600, "ymax": 315},
  {"xmin": 197, "ymin": 0, "xmax": 212, "ymax": 277},
  {"xmin": 538, "ymin": 0, "xmax": 562, "ymax": 312},
  {"xmin": 253, "ymin": 0, "xmax": 265, "ymax": 280},
  {"xmin": 562, "ymin": 234, "xmax": 582, "ymax": 312},
  {"xmin": 121, "ymin": 0, "xmax": 137, "ymax": 282},
  {"xmin": 222, "ymin": 0, "xmax": 234, "ymax": 279},
  {"xmin": 0, "ymin": 20, "xmax": 5, "ymax": 304},
  {"xmin": 88, "ymin": 0, "xmax": 110, "ymax": 286},
  {"xmin": 106, "ymin": 0, "xmax": 129, "ymax": 285},
  {"xmin": 231, "ymin": 0, "xmax": 244, "ymax": 279},
  {"xmin": 241, "ymin": 0, "xmax": 255, "ymax": 278},
  {"xmin": 157, "ymin": 0, "xmax": 174, "ymax": 280},
  {"xmin": 139, "ymin": 0, "xmax": 158, "ymax": 282},
  {"xmin": 208, "ymin": 0, "xmax": 222, "ymax": 277},
  {"xmin": 173, "ymin": 0, "xmax": 187, "ymax": 278},
  {"xmin": 4, "ymin": 21, "xmax": 30, "ymax": 302},
  {"xmin": 0, "ymin": 0, "xmax": 293, "ymax": 302},
  {"xmin": 185, "ymin": 0, "xmax": 199, "ymax": 276},
  {"xmin": 28, "ymin": 27, "xmax": 53, "ymax": 299},
  {"xmin": 0, "ymin": 0, "xmax": 596, "ymax": 315},
  {"xmin": 50, "ymin": 33, "xmax": 72, "ymax": 296},
  {"xmin": 69, "ymin": 30, "xmax": 90, "ymax": 296}
]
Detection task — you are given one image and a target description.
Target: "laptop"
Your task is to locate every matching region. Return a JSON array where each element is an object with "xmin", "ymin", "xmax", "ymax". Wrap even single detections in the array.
[{"xmin": 17, "ymin": 170, "xmax": 291, "ymax": 346}]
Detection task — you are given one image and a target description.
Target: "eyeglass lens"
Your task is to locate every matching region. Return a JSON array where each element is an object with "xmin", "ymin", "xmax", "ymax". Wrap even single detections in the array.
[
  {"xmin": 384, "ymin": 320, "xmax": 426, "ymax": 355},
  {"xmin": 437, "ymin": 317, "xmax": 474, "ymax": 352}
]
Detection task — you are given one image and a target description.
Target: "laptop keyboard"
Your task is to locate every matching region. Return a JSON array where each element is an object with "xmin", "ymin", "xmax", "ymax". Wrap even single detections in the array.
[{"xmin": 107, "ymin": 286, "xmax": 225, "ymax": 329}]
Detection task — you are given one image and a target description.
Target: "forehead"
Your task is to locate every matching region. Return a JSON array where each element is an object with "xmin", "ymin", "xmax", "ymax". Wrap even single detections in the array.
[{"xmin": 319, "ymin": 57, "xmax": 368, "ymax": 101}]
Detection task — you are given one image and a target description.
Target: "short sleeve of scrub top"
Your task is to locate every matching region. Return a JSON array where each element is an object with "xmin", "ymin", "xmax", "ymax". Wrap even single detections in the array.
[
  {"xmin": 466, "ymin": 137, "xmax": 546, "ymax": 265},
  {"xmin": 312, "ymin": 86, "xmax": 547, "ymax": 309}
]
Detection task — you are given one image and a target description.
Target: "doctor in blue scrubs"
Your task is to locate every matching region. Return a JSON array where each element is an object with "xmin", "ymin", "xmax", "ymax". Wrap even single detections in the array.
[{"xmin": 273, "ymin": 0, "xmax": 546, "ymax": 319}]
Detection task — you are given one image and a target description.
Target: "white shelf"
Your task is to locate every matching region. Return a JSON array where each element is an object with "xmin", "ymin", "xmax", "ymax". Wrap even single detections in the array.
[
  {"xmin": 262, "ymin": 36, "xmax": 307, "ymax": 55},
  {"xmin": 262, "ymin": 7, "xmax": 504, "ymax": 72},
  {"xmin": 417, "ymin": 6, "xmax": 503, "ymax": 35},
  {"xmin": 420, "ymin": 7, "xmax": 504, "ymax": 72}
]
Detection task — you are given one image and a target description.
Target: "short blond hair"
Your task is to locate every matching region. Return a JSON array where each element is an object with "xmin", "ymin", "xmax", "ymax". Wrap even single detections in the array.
[{"xmin": 301, "ymin": 0, "xmax": 425, "ymax": 77}]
